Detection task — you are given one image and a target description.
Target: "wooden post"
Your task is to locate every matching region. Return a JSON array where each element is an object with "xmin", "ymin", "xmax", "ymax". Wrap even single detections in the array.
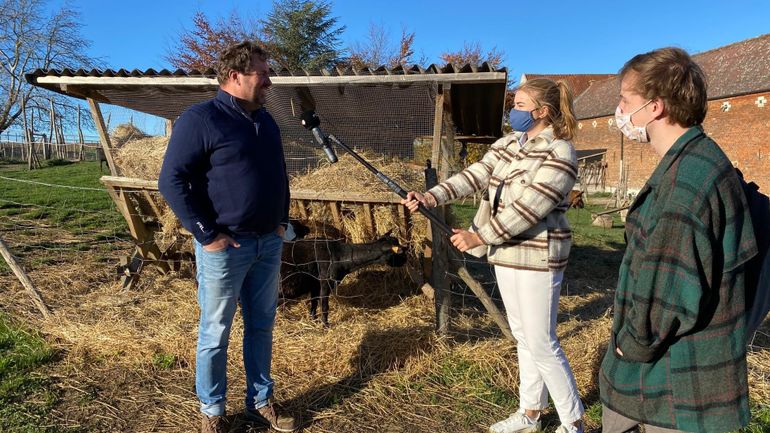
[
  {"xmin": 431, "ymin": 85, "xmax": 446, "ymax": 181},
  {"xmin": 22, "ymin": 99, "xmax": 32, "ymax": 170},
  {"xmin": 296, "ymin": 200, "xmax": 309, "ymax": 219},
  {"xmin": 77, "ymin": 106, "xmax": 85, "ymax": 161},
  {"xmin": 454, "ymin": 264, "xmax": 514, "ymax": 342},
  {"xmin": 362, "ymin": 203, "xmax": 375, "ymax": 235},
  {"xmin": 103, "ymin": 184, "xmax": 169, "ymax": 288},
  {"xmin": 87, "ymin": 98, "xmax": 118, "ymax": 175},
  {"xmin": 441, "ymin": 86, "xmax": 455, "ymax": 178},
  {"xmin": 56, "ymin": 114, "xmax": 65, "ymax": 159},
  {"xmin": 165, "ymin": 119, "xmax": 174, "ymax": 137},
  {"xmin": 425, "ymin": 161, "xmax": 451, "ymax": 334},
  {"xmin": 396, "ymin": 204, "xmax": 411, "ymax": 243},
  {"xmin": 0, "ymin": 237, "xmax": 51, "ymax": 319},
  {"xmin": 328, "ymin": 202, "xmax": 342, "ymax": 228}
]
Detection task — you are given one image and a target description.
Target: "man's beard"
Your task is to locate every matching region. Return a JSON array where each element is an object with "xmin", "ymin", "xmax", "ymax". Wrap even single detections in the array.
[{"xmin": 253, "ymin": 89, "xmax": 267, "ymax": 106}]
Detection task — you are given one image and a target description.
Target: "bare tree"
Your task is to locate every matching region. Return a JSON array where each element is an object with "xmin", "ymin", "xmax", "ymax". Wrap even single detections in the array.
[
  {"xmin": 441, "ymin": 42, "xmax": 513, "ymax": 112},
  {"xmin": 440, "ymin": 41, "xmax": 505, "ymax": 69},
  {"xmin": 0, "ymin": 0, "xmax": 99, "ymax": 135},
  {"xmin": 348, "ymin": 22, "xmax": 418, "ymax": 69},
  {"xmin": 165, "ymin": 10, "xmax": 256, "ymax": 72}
]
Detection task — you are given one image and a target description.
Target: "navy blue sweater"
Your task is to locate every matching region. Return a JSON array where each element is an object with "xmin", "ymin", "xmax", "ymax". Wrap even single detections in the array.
[{"xmin": 158, "ymin": 89, "xmax": 289, "ymax": 245}]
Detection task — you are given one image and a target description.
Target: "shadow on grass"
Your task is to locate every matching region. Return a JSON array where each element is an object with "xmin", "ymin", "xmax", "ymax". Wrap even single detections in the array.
[{"xmin": 226, "ymin": 325, "xmax": 436, "ymax": 432}]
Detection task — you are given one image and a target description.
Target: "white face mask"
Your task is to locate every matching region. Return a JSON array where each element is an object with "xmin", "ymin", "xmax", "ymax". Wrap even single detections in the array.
[{"xmin": 615, "ymin": 100, "xmax": 653, "ymax": 143}]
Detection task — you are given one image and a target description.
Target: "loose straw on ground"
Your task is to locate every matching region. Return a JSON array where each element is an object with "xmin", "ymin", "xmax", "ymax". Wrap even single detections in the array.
[{"xmin": 0, "ymin": 236, "xmax": 51, "ymax": 318}]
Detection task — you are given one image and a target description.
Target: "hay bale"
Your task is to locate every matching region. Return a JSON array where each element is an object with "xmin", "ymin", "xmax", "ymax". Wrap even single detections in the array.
[
  {"xmin": 111, "ymin": 123, "xmax": 149, "ymax": 147},
  {"xmin": 591, "ymin": 214, "xmax": 613, "ymax": 228},
  {"xmin": 291, "ymin": 151, "xmax": 423, "ymax": 197},
  {"xmin": 110, "ymin": 142, "xmax": 430, "ymax": 255},
  {"xmin": 289, "ymin": 152, "xmax": 430, "ymax": 250},
  {"xmin": 111, "ymin": 136, "xmax": 169, "ymax": 179},
  {"xmin": 111, "ymin": 136, "xmax": 181, "ymax": 248},
  {"xmin": 412, "ymin": 136, "xmax": 488, "ymax": 168}
]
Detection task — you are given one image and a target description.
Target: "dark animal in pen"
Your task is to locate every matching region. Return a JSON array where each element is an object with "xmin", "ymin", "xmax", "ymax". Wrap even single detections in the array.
[
  {"xmin": 287, "ymin": 218, "xmax": 344, "ymax": 240},
  {"xmin": 97, "ymin": 147, "xmax": 108, "ymax": 172},
  {"xmin": 279, "ymin": 232, "xmax": 408, "ymax": 326}
]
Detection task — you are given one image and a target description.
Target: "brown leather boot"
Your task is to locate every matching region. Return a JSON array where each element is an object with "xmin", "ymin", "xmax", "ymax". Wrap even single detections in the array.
[
  {"xmin": 201, "ymin": 414, "xmax": 227, "ymax": 433},
  {"xmin": 244, "ymin": 398, "xmax": 300, "ymax": 432}
]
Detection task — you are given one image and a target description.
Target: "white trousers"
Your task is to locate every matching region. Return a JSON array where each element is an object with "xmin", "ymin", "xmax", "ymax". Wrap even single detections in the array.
[{"xmin": 495, "ymin": 266, "xmax": 584, "ymax": 424}]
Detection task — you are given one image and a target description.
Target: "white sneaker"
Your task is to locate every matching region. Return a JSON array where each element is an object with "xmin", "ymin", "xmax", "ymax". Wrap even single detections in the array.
[
  {"xmin": 489, "ymin": 409, "xmax": 541, "ymax": 433},
  {"xmin": 555, "ymin": 423, "xmax": 583, "ymax": 433}
]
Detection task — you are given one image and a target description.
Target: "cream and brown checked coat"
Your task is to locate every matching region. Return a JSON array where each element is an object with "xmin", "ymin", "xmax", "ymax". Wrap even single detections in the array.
[{"xmin": 427, "ymin": 126, "xmax": 577, "ymax": 271}]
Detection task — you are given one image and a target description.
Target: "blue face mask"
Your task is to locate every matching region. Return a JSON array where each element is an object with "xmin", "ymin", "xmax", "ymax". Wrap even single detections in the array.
[{"xmin": 508, "ymin": 108, "xmax": 536, "ymax": 132}]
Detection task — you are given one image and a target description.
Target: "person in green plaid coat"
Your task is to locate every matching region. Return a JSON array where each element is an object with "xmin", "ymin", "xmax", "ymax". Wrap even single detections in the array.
[{"xmin": 599, "ymin": 47, "xmax": 758, "ymax": 433}]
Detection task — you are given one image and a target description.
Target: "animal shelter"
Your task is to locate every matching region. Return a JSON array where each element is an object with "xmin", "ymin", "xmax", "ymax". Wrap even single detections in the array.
[{"xmin": 26, "ymin": 63, "xmax": 511, "ymax": 334}]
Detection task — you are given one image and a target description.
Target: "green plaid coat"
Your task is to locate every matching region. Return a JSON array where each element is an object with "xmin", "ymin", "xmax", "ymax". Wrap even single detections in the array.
[{"xmin": 599, "ymin": 127, "xmax": 758, "ymax": 432}]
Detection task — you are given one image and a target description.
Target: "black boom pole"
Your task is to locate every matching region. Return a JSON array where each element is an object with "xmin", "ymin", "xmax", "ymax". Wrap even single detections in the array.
[{"xmin": 301, "ymin": 110, "xmax": 454, "ymax": 237}]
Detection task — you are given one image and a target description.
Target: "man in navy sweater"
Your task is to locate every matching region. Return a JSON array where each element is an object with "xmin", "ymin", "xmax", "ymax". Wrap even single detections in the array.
[{"xmin": 159, "ymin": 41, "xmax": 298, "ymax": 433}]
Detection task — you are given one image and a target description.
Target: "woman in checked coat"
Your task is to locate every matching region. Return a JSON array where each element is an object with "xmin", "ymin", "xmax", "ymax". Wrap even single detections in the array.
[{"xmin": 402, "ymin": 77, "xmax": 584, "ymax": 433}]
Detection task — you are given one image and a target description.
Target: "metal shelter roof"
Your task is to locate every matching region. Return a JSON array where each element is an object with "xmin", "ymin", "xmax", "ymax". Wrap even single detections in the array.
[{"xmin": 26, "ymin": 63, "xmax": 508, "ymax": 138}]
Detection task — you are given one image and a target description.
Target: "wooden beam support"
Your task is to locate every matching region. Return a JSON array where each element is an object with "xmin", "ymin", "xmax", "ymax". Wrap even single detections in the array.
[
  {"xmin": 431, "ymin": 85, "xmax": 445, "ymax": 178},
  {"xmin": 140, "ymin": 191, "xmax": 163, "ymax": 219},
  {"xmin": 424, "ymin": 160, "xmax": 451, "ymax": 334},
  {"xmin": 296, "ymin": 200, "xmax": 309, "ymax": 219},
  {"xmin": 328, "ymin": 202, "xmax": 342, "ymax": 227},
  {"xmin": 396, "ymin": 204, "xmax": 411, "ymax": 243},
  {"xmin": 59, "ymin": 84, "xmax": 109, "ymax": 103},
  {"xmin": 35, "ymin": 71, "xmax": 507, "ymax": 87},
  {"xmin": 440, "ymin": 84, "xmax": 455, "ymax": 180},
  {"xmin": 293, "ymin": 189, "xmax": 402, "ymax": 204},
  {"xmin": 0, "ymin": 237, "xmax": 51, "ymax": 319},
  {"xmin": 362, "ymin": 203, "xmax": 375, "ymax": 235},
  {"xmin": 455, "ymin": 265, "xmax": 514, "ymax": 342},
  {"xmin": 87, "ymin": 98, "xmax": 118, "ymax": 176},
  {"xmin": 103, "ymin": 184, "xmax": 169, "ymax": 279}
]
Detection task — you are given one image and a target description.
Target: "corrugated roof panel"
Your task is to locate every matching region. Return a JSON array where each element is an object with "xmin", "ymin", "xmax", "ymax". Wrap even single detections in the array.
[{"xmin": 26, "ymin": 63, "xmax": 508, "ymax": 137}]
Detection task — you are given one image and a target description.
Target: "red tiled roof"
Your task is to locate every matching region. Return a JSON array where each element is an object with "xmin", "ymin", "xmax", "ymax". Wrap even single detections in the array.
[
  {"xmin": 574, "ymin": 33, "xmax": 770, "ymax": 120},
  {"xmin": 521, "ymin": 73, "xmax": 615, "ymax": 98}
]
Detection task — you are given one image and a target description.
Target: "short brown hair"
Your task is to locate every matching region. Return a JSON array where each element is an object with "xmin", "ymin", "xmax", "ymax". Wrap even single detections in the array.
[
  {"xmin": 216, "ymin": 40, "xmax": 268, "ymax": 84},
  {"xmin": 518, "ymin": 78, "xmax": 578, "ymax": 141},
  {"xmin": 620, "ymin": 47, "xmax": 707, "ymax": 127}
]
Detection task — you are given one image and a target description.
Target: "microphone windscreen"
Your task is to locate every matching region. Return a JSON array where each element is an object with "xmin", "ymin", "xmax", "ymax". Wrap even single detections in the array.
[{"xmin": 300, "ymin": 110, "xmax": 320, "ymax": 130}]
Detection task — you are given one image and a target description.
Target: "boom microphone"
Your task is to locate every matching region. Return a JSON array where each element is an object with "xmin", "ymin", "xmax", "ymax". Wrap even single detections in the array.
[{"xmin": 300, "ymin": 110, "xmax": 338, "ymax": 163}]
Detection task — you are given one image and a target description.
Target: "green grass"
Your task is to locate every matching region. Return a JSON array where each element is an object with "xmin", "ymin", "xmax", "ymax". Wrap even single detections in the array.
[
  {"xmin": 152, "ymin": 352, "xmax": 177, "ymax": 370},
  {"xmin": 421, "ymin": 355, "xmax": 518, "ymax": 428},
  {"xmin": 0, "ymin": 168, "xmax": 767, "ymax": 432},
  {"xmin": 581, "ymin": 402, "xmax": 770, "ymax": 433},
  {"xmin": 0, "ymin": 161, "xmax": 127, "ymax": 275},
  {"xmin": 0, "ymin": 313, "xmax": 81, "ymax": 433},
  {"xmin": 448, "ymin": 202, "xmax": 480, "ymax": 228},
  {"xmin": 0, "ymin": 161, "xmax": 125, "ymax": 235},
  {"xmin": 744, "ymin": 404, "xmax": 770, "ymax": 433},
  {"xmin": 450, "ymin": 198, "xmax": 627, "ymax": 249}
]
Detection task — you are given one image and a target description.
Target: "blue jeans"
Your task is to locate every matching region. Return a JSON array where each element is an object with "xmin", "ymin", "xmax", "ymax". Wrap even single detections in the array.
[{"xmin": 194, "ymin": 233, "xmax": 283, "ymax": 417}]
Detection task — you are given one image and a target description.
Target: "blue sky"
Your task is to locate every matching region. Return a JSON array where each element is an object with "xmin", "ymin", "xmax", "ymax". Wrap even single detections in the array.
[
  {"xmin": 33, "ymin": 0, "xmax": 770, "ymax": 135},
  {"xmin": 71, "ymin": 0, "xmax": 770, "ymax": 77}
]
